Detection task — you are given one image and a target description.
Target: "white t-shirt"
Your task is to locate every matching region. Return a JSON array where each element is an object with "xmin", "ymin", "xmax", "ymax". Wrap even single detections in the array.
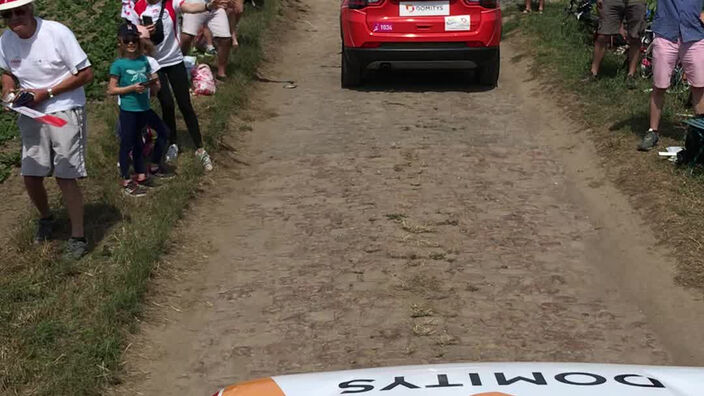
[
  {"xmin": 147, "ymin": 56, "xmax": 161, "ymax": 74},
  {"xmin": 135, "ymin": 0, "xmax": 186, "ymax": 68},
  {"xmin": 146, "ymin": 56, "xmax": 161, "ymax": 97},
  {"xmin": 0, "ymin": 18, "xmax": 91, "ymax": 114}
]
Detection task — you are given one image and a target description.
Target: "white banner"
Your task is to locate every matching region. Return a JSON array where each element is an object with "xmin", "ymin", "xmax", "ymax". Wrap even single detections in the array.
[
  {"xmin": 399, "ymin": 1, "xmax": 450, "ymax": 16},
  {"xmin": 271, "ymin": 363, "xmax": 704, "ymax": 396},
  {"xmin": 445, "ymin": 15, "xmax": 470, "ymax": 31}
]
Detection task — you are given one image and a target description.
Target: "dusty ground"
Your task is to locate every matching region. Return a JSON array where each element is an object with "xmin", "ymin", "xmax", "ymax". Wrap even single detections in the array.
[{"xmin": 110, "ymin": 1, "xmax": 704, "ymax": 394}]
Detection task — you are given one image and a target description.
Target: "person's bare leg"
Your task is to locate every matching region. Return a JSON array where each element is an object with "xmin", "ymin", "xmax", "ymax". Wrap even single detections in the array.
[
  {"xmin": 524, "ymin": 0, "xmax": 532, "ymax": 11},
  {"xmin": 590, "ymin": 35, "xmax": 608, "ymax": 76},
  {"xmin": 691, "ymin": 87, "xmax": 704, "ymax": 115},
  {"xmin": 214, "ymin": 37, "xmax": 231, "ymax": 78},
  {"xmin": 228, "ymin": 0, "xmax": 244, "ymax": 47},
  {"xmin": 627, "ymin": 37, "xmax": 641, "ymax": 76},
  {"xmin": 650, "ymin": 87, "xmax": 667, "ymax": 131},
  {"xmin": 180, "ymin": 33, "xmax": 195, "ymax": 55},
  {"xmin": 55, "ymin": 178, "xmax": 84, "ymax": 238},
  {"xmin": 24, "ymin": 176, "xmax": 50, "ymax": 218},
  {"xmin": 538, "ymin": 0, "xmax": 544, "ymax": 11},
  {"xmin": 204, "ymin": 26, "xmax": 215, "ymax": 49}
]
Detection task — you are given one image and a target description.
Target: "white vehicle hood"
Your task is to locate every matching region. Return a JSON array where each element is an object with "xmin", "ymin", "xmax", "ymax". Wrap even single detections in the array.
[{"xmin": 216, "ymin": 362, "xmax": 704, "ymax": 396}]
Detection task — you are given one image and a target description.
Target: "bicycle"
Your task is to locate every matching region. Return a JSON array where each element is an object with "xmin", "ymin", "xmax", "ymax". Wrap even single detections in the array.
[
  {"xmin": 563, "ymin": 0, "xmax": 598, "ymax": 36},
  {"xmin": 563, "ymin": 0, "xmax": 628, "ymax": 51}
]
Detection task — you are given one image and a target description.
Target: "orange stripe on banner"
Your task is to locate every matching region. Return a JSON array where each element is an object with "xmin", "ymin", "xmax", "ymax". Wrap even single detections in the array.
[
  {"xmin": 221, "ymin": 378, "xmax": 286, "ymax": 396},
  {"xmin": 472, "ymin": 393, "xmax": 515, "ymax": 396}
]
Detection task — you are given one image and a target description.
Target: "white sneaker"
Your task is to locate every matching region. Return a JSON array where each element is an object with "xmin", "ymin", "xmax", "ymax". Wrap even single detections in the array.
[
  {"xmin": 195, "ymin": 148, "xmax": 213, "ymax": 171},
  {"xmin": 165, "ymin": 144, "xmax": 179, "ymax": 164}
]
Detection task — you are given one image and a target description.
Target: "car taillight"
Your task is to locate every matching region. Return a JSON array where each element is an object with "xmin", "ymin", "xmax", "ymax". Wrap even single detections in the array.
[{"xmin": 348, "ymin": 0, "xmax": 381, "ymax": 9}]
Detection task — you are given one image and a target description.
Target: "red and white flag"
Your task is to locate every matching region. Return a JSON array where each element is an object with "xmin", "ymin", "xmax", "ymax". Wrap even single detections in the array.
[{"xmin": 3, "ymin": 103, "xmax": 67, "ymax": 127}]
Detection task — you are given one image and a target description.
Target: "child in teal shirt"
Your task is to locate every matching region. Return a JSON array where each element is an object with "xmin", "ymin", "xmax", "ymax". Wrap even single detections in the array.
[{"xmin": 108, "ymin": 22, "xmax": 162, "ymax": 197}]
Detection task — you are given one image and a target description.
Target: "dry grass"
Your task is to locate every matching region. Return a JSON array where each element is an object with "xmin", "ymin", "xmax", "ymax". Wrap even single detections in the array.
[
  {"xmin": 412, "ymin": 319, "xmax": 437, "ymax": 336},
  {"xmin": 401, "ymin": 219, "xmax": 434, "ymax": 234},
  {"xmin": 410, "ymin": 303, "xmax": 434, "ymax": 318}
]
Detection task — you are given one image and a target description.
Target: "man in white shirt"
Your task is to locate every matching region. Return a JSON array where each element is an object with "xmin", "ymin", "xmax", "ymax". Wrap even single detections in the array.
[{"xmin": 0, "ymin": 0, "xmax": 94, "ymax": 259}]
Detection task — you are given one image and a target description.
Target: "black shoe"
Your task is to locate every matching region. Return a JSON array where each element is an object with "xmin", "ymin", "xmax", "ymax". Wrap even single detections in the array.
[
  {"xmin": 638, "ymin": 129, "xmax": 659, "ymax": 151},
  {"xmin": 123, "ymin": 181, "xmax": 148, "ymax": 197},
  {"xmin": 34, "ymin": 215, "xmax": 54, "ymax": 244},
  {"xmin": 581, "ymin": 71, "xmax": 598, "ymax": 83},
  {"xmin": 152, "ymin": 165, "xmax": 176, "ymax": 179},
  {"xmin": 136, "ymin": 176, "xmax": 160, "ymax": 188}
]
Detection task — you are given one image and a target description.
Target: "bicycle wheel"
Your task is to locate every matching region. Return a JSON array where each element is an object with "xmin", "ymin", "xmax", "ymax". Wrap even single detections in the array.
[{"xmin": 668, "ymin": 65, "xmax": 689, "ymax": 94}]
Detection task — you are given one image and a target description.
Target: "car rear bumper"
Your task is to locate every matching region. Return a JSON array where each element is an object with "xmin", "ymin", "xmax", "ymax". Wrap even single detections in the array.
[{"xmin": 345, "ymin": 45, "xmax": 499, "ymax": 70}]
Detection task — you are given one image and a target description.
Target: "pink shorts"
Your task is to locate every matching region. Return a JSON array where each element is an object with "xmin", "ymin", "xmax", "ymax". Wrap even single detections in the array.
[{"xmin": 653, "ymin": 37, "xmax": 704, "ymax": 89}]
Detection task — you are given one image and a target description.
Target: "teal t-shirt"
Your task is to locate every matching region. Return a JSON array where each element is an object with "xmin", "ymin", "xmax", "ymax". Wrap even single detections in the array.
[{"xmin": 109, "ymin": 56, "xmax": 151, "ymax": 112}]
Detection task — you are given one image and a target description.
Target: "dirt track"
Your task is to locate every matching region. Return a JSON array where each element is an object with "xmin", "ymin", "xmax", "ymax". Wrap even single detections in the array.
[{"xmin": 111, "ymin": 1, "xmax": 704, "ymax": 394}]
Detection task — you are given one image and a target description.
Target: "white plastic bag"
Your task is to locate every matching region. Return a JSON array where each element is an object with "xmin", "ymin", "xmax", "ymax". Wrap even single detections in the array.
[{"xmin": 183, "ymin": 56, "xmax": 197, "ymax": 77}]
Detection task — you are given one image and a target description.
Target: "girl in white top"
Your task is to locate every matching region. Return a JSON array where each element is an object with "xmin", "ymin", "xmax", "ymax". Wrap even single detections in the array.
[{"xmin": 133, "ymin": 0, "xmax": 228, "ymax": 171}]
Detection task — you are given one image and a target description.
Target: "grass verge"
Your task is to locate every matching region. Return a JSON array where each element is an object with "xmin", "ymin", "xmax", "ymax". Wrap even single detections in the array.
[
  {"xmin": 0, "ymin": 1, "xmax": 280, "ymax": 394},
  {"xmin": 505, "ymin": 3, "xmax": 704, "ymax": 292}
]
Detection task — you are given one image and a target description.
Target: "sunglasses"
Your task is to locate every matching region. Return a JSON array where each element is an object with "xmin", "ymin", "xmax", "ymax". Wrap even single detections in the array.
[
  {"xmin": 122, "ymin": 37, "xmax": 139, "ymax": 45},
  {"xmin": 1, "ymin": 7, "xmax": 28, "ymax": 20}
]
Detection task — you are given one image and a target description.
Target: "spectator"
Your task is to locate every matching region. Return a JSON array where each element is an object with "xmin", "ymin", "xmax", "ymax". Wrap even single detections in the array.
[
  {"xmin": 523, "ymin": 0, "xmax": 544, "ymax": 14},
  {"xmin": 113, "ymin": 25, "xmax": 172, "ymax": 180},
  {"xmin": 136, "ymin": 24, "xmax": 173, "ymax": 178},
  {"xmin": 181, "ymin": 0, "xmax": 231, "ymax": 80},
  {"xmin": 197, "ymin": 26, "xmax": 218, "ymax": 55},
  {"xmin": 584, "ymin": 0, "xmax": 646, "ymax": 89},
  {"xmin": 133, "ymin": 0, "xmax": 228, "ymax": 172},
  {"xmin": 108, "ymin": 22, "xmax": 168, "ymax": 197},
  {"xmin": 0, "ymin": 0, "xmax": 93, "ymax": 259},
  {"xmin": 227, "ymin": 0, "xmax": 244, "ymax": 47},
  {"xmin": 638, "ymin": 0, "xmax": 704, "ymax": 150}
]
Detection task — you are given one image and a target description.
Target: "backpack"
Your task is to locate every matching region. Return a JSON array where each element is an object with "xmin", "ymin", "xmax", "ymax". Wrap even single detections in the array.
[
  {"xmin": 191, "ymin": 64, "xmax": 216, "ymax": 96},
  {"xmin": 676, "ymin": 117, "xmax": 704, "ymax": 166}
]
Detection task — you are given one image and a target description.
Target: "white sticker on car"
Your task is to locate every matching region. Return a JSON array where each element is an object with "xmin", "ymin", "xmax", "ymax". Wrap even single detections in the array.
[
  {"xmin": 399, "ymin": 1, "xmax": 450, "ymax": 16},
  {"xmin": 445, "ymin": 15, "xmax": 470, "ymax": 31}
]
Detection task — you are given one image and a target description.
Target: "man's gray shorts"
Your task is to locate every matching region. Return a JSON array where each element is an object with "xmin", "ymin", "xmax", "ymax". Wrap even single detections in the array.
[
  {"xmin": 19, "ymin": 107, "xmax": 87, "ymax": 179},
  {"xmin": 598, "ymin": 0, "xmax": 646, "ymax": 40}
]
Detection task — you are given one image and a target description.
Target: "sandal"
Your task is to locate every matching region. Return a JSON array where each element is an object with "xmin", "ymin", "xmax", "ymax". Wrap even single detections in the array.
[{"xmin": 522, "ymin": 9, "xmax": 531, "ymax": 13}]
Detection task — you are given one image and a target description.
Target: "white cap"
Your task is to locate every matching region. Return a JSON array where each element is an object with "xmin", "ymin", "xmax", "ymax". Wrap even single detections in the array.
[{"xmin": 0, "ymin": 0, "xmax": 34, "ymax": 12}]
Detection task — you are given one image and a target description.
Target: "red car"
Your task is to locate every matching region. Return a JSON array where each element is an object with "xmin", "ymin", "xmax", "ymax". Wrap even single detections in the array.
[{"xmin": 339, "ymin": 0, "xmax": 501, "ymax": 87}]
